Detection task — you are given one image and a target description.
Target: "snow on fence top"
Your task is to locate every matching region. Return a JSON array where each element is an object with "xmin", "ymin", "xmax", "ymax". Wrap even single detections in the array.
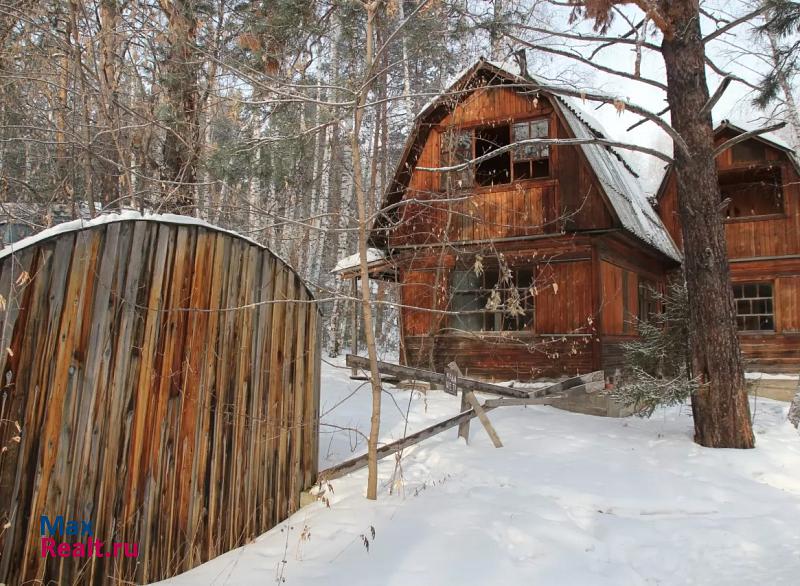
[{"xmin": 0, "ymin": 210, "xmax": 316, "ymax": 299}]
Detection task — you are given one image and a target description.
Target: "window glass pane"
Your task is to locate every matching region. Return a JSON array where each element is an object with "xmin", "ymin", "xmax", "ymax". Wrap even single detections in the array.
[
  {"xmin": 733, "ymin": 282, "xmax": 774, "ymax": 331},
  {"xmin": 514, "ymin": 119, "xmax": 549, "ymax": 161},
  {"xmin": 512, "ymin": 123, "xmax": 529, "ymax": 141},
  {"xmin": 475, "ymin": 125, "xmax": 511, "ymax": 186},
  {"xmin": 441, "ymin": 129, "xmax": 473, "ymax": 191},
  {"xmin": 452, "ymin": 270, "xmax": 480, "ymax": 291}
]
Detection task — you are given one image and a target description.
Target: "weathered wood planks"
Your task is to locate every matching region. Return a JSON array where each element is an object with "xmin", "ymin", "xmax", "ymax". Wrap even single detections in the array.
[{"xmin": 0, "ymin": 218, "xmax": 320, "ymax": 585}]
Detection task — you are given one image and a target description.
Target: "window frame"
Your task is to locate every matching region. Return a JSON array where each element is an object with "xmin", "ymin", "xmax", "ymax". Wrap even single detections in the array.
[
  {"xmin": 732, "ymin": 281, "xmax": 775, "ymax": 333},
  {"xmin": 719, "ymin": 165, "xmax": 786, "ymax": 222},
  {"xmin": 449, "ymin": 264, "xmax": 535, "ymax": 334},
  {"xmin": 511, "ymin": 117, "xmax": 551, "ymax": 181},
  {"xmin": 438, "ymin": 114, "xmax": 553, "ymax": 192}
]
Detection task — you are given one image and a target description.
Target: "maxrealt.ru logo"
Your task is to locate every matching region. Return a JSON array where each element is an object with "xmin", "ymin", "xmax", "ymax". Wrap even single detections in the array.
[{"xmin": 40, "ymin": 516, "xmax": 138, "ymax": 558}]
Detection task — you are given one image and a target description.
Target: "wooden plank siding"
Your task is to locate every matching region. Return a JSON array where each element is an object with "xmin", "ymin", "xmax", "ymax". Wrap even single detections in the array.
[
  {"xmin": 656, "ymin": 131, "xmax": 800, "ymax": 372},
  {"xmin": 389, "ymin": 88, "xmax": 616, "ymax": 249},
  {"xmin": 0, "ymin": 219, "xmax": 320, "ymax": 585}
]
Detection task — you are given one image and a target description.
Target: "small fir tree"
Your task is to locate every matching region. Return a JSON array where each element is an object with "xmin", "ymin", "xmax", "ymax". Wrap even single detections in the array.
[{"xmin": 612, "ymin": 279, "xmax": 699, "ymax": 417}]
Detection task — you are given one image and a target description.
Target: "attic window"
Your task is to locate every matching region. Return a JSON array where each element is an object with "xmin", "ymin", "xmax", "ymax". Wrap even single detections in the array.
[
  {"xmin": 512, "ymin": 119, "xmax": 549, "ymax": 179},
  {"xmin": 731, "ymin": 139, "xmax": 766, "ymax": 163},
  {"xmin": 440, "ymin": 128, "xmax": 473, "ymax": 192},
  {"xmin": 719, "ymin": 166, "xmax": 783, "ymax": 219},
  {"xmin": 475, "ymin": 126, "xmax": 511, "ymax": 186}
]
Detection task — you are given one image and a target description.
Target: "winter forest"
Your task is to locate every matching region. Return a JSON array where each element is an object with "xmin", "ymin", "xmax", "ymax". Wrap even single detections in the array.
[
  {"xmin": 1, "ymin": 0, "xmax": 800, "ymax": 584},
  {"xmin": 2, "ymin": 0, "xmax": 795, "ymax": 352}
]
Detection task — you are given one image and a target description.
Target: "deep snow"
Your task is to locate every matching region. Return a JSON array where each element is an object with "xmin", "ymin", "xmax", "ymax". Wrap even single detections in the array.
[{"xmin": 157, "ymin": 356, "xmax": 800, "ymax": 585}]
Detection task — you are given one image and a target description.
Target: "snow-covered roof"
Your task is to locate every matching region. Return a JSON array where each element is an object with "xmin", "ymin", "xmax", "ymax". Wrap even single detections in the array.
[
  {"xmin": 714, "ymin": 119, "xmax": 800, "ymax": 173},
  {"xmin": 389, "ymin": 58, "xmax": 681, "ymax": 261},
  {"xmin": 332, "ymin": 248, "xmax": 387, "ymax": 274},
  {"xmin": 0, "ymin": 211, "xmax": 316, "ymax": 299},
  {"xmin": 556, "ymin": 96, "xmax": 681, "ymax": 261},
  {"xmin": 715, "ymin": 118, "xmax": 796, "ymax": 152}
]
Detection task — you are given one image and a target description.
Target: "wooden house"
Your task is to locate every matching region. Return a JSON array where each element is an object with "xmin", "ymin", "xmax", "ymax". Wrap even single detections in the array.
[
  {"xmin": 656, "ymin": 121, "xmax": 800, "ymax": 373},
  {"xmin": 346, "ymin": 59, "xmax": 683, "ymax": 380}
]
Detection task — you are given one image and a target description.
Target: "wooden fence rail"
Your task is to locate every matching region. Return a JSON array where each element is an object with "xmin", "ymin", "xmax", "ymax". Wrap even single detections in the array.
[
  {"xmin": 320, "ymin": 358, "xmax": 602, "ymax": 483},
  {"xmin": 0, "ymin": 217, "xmax": 320, "ymax": 585}
]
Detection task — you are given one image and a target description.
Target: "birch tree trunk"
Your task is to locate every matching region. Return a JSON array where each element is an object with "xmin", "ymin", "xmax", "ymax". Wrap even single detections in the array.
[{"xmin": 353, "ymin": 0, "xmax": 383, "ymax": 501}]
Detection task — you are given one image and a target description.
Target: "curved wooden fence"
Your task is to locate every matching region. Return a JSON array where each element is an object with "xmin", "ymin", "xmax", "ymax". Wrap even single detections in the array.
[{"xmin": 0, "ymin": 217, "xmax": 320, "ymax": 584}]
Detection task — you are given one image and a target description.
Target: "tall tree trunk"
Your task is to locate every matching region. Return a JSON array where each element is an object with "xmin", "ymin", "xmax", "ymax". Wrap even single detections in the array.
[
  {"xmin": 159, "ymin": 0, "xmax": 199, "ymax": 213},
  {"xmin": 660, "ymin": 4, "xmax": 754, "ymax": 448},
  {"xmin": 69, "ymin": 0, "xmax": 95, "ymax": 216},
  {"xmin": 99, "ymin": 0, "xmax": 122, "ymax": 208},
  {"xmin": 353, "ymin": 1, "xmax": 383, "ymax": 501}
]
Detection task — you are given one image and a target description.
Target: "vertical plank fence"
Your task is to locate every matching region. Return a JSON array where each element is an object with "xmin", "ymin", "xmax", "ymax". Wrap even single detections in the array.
[{"xmin": 0, "ymin": 217, "xmax": 320, "ymax": 585}]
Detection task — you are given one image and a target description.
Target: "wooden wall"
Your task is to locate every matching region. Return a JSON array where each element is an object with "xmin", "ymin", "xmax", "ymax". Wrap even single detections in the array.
[
  {"xmin": 657, "ymin": 134, "xmax": 800, "ymax": 371},
  {"xmin": 389, "ymin": 87, "xmax": 615, "ymax": 249},
  {"xmin": 0, "ymin": 219, "xmax": 320, "ymax": 585},
  {"xmin": 396, "ymin": 232, "xmax": 679, "ymax": 379},
  {"xmin": 658, "ymin": 135, "xmax": 800, "ymax": 259},
  {"xmin": 398, "ymin": 240, "xmax": 598, "ymax": 379}
]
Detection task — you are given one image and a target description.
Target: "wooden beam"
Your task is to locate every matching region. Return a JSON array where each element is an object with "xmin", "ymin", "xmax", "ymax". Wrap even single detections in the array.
[
  {"xmin": 483, "ymin": 396, "xmax": 564, "ymax": 408},
  {"xmin": 318, "ymin": 403, "xmax": 497, "ymax": 483},
  {"xmin": 528, "ymin": 371, "xmax": 604, "ymax": 397},
  {"xmin": 318, "ymin": 369, "xmax": 605, "ymax": 483},
  {"xmin": 463, "ymin": 391, "xmax": 503, "ymax": 448},
  {"xmin": 458, "ymin": 389, "xmax": 471, "ymax": 441},
  {"xmin": 345, "ymin": 355, "xmax": 531, "ymax": 399}
]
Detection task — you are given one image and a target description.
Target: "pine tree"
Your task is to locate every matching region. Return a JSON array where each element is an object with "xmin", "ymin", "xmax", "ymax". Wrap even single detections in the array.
[{"xmin": 612, "ymin": 281, "xmax": 698, "ymax": 417}]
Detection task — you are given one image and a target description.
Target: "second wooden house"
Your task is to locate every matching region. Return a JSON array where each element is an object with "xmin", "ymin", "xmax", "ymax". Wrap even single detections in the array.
[{"xmin": 656, "ymin": 121, "xmax": 800, "ymax": 373}]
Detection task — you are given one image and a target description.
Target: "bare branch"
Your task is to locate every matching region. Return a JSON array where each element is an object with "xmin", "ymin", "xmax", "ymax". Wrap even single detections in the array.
[
  {"xmin": 508, "ymin": 36, "xmax": 668, "ymax": 90},
  {"xmin": 701, "ymin": 75, "xmax": 733, "ymax": 116},
  {"xmin": 627, "ymin": 106, "xmax": 670, "ymax": 131},
  {"xmin": 509, "ymin": 24, "xmax": 661, "ymax": 52},
  {"xmin": 416, "ymin": 137, "xmax": 673, "ymax": 173},
  {"xmin": 517, "ymin": 82, "xmax": 689, "ymax": 155},
  {"xmin": 703, "ymin": 6, "xmax": 768, "ymax": 44},
  {"xmin": 713, "ymin": 122, "xmax": 787, "ymax": 156}
]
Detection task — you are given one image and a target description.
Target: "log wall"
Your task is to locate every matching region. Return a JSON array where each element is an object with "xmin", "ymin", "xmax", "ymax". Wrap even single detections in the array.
[{"xmin": 0, "ymin": 218, "xmax": 320, "ymax": 585}]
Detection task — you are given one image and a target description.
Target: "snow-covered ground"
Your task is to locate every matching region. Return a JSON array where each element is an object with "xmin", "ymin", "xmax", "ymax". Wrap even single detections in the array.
[{"xmin": 157, "ymin": 356, "xmax": 800, "ymax": 586}]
